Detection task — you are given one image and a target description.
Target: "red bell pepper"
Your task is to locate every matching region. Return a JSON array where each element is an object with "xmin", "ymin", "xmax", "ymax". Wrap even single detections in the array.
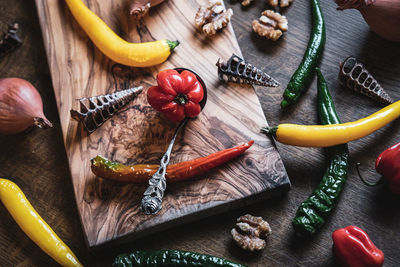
[
  {"xmin": 147, "ymin": 69, "xmax": 204, "ymax": 122},
  {"xmin": 332, "ymin": 226, "xmax": 384, "ymax": 267},
  {"xmin": 375, "ymin": 142, "xmax": 400, "ymax": 194}
]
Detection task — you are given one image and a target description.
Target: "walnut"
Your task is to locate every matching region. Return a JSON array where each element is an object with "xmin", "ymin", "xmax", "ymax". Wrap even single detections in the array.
[
  {"xmin": 252, "ymin": 10, "xmax": 288, "ymax": 41},
  {"xmin": 194, "ymin": 1, "xmax": 233, "ymax": 35},
  {"xmin": 267, "ymin": 0, "xmax": 293, "ymax": 8},
  {"xmin": 231, "ymin": 214, "xmax": 271, "ymax": 251},
  {"xmin": 129, "ymin": 0, "xmax": 165, "ymax": 19},
  {"xmin": 241, "ymin": 0, "xmax": 254, "ymax": 6}
]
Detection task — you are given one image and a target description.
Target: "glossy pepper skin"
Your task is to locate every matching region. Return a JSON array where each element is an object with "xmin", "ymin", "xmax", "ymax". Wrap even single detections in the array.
[
  {"xmin": 147, "ymin": 69, "xmax": 204, "ymax": 121},
  {"xmin": 91, "ymin": 141, "xmax": 254, "ymax": 183},
  {"xmin": 65, "ymin": 0, "xmax": 179, "ymax": 67},
  {"xmin": 332, "ymin": 226, "xmax": 384, "ymax": 267},
  {"xmin": 114, "ymin": 250, "xmax": 247, "ymax": 267},
  {"xmin": 0, "ymin": 179, "xmax": 82, "ymax": 267},
  {"xmin": 280, "ymin": 0, "xmax": 325, "ymax": 108},
  {"xmin": 375, "ymin": 142, "xmax": 400, "ymax": 194},
  {"xmin": 292, "ymin": 68, "xmax": 348, "ymax": 236},
  {"xmin": 262, "ymin": 99, "xmax": 400, "ymax": 147}
]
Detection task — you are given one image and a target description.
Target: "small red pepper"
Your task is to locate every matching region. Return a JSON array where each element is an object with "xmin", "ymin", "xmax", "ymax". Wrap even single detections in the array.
[
  {"xmin": 332, "ymin": 226, "xmax": 384, "ymax": 267},
  {"xmin": 375, "ymin": 142, "xmax": 400, "ymax": 194},
  {"xmin": 357, "ymin": 141, "xmax": 400, "ymax": 194},
  {"xmin": 147, "ymin": 69, "xmax": 204, "ymax": 122}
]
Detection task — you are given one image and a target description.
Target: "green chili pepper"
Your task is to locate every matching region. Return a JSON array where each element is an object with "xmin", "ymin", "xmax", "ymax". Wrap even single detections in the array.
[
  {"xmin": 113, "ymin": 250, "xmax": 247, "ymax": 267},
  {"xmin": 291, "ymin": 68, "xmax": 349, "ymax": 236},
  {"xmin": 281, "ymin": 0, "xmax": 326, "ymax": 108}
]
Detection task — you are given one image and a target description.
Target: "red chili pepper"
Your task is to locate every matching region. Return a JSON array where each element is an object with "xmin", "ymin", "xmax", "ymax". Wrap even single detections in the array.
[
  {"xmin": 147, "ymin": 69, "xmax": 204, "ymax": 122},
  {"xmin": 357, "ymin": 141, "xmax": 400, "ymax": 194},
  {"xmin": 332, "ymin": 226, "xmax": 384, "ymax": 267},
  {"xmin": 91, "ymin": 141, "xmax": 254, "ymax": 183},
  {"xmin": 375, "ymin": 142, "xmax": 400, "ymax": 194}
]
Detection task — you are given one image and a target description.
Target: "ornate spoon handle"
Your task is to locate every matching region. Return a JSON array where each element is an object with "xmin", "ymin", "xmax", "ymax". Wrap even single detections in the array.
[{"xmin": 140, "ymin": 118, "xmax": 188, "ymax": 215}]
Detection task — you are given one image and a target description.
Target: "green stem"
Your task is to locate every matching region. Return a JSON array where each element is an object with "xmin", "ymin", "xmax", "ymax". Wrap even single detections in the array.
[
  {"xmin": 167, "ymin": 40, "xmax": 180, "ymax": 51},
  {"xmin": 261, "ymin": 126, "xmax": 278, "ymax": 137},
  {"xmin": 174, "ymin": 94, "xmax": 188, "ymax": 105},
  {"xmin": 280, "ymin": 100, "xmax": 289, "ymax": 109},
  {"xmin": 356, "ymin": 163, "xmax": 384, "ymax": 187}
]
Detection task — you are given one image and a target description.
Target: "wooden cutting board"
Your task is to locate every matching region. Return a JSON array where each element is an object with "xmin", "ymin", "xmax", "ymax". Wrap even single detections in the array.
[{"xmin": 35, "ymin": 0, "xmax": 290, "ymax": 248}]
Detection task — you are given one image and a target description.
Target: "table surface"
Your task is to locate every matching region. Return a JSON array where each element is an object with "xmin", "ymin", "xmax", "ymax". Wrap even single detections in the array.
[{"xmin": 1, "ymin": 0, "xmax": 399, "ymax": 266}]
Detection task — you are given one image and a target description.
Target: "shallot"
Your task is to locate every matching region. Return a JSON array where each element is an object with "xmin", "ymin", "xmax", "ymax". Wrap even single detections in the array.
[
  {"xmin": 335, "ymin": 0, "xmax": 400, "ymax": 42},
  {"xmin": 0, "ymin": 78, "xmax": 52, "ymax": 135}
]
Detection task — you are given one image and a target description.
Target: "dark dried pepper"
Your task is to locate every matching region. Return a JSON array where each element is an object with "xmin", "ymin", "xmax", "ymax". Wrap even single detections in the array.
[
  {"xmin": 217, "ymin": 54, "xmax": 279, "ymax": 87},
  {"xmin": 70, "ymin": 86, "xmax": 143, "ymax": 133},
  {"xmin": 0, "ymin": 22, "xmax": 22, "ymax": 58},
  {"xmin": 339, "ymin": 56, "xmax": 393, "ymax": 105}
]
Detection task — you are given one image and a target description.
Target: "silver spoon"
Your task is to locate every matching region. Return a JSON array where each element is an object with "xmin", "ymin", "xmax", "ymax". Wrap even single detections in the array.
[{"xmin": 140, "ymin": 68, "xmax": 208, "ymax": 215}]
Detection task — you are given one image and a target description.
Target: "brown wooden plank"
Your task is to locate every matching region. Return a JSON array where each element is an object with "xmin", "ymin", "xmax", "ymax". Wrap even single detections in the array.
[
  {"xmin": 34, "ymin": 0, "xmax": 289, "ymax": 248},
  {"xmin": 2, "ymin": 0, "xmax": 400, "ymax": 266}
]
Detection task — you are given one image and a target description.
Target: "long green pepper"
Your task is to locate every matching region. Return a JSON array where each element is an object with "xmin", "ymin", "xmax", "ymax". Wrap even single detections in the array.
[
  {"xmin": 113, "ymin": 250, "xmax": 247, "ymax": 267},
  {"xmin": 292, "ymin": 68, "xmax": 348, "ymax": 236},
  {"xmin": 281, "ymin": 0, "xmax": 326, "ymax": 108}
]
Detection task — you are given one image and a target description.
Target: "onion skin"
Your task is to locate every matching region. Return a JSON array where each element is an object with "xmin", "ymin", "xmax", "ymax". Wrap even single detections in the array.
[
  {"xmin": 336, "ymin": 0, "xmax": 400, "ymax": 42},
  {"xmin": 0, "ymin": 78, "xmax": 52, "ymax": 135},
  {"xmin": 129, "ymin": 0, "xmax": 165, "ymax": 19}
]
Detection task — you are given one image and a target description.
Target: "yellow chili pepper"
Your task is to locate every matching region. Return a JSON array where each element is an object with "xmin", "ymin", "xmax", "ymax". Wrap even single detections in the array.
[
  {"xmin": 0, "ymin": 179, "xmax": 82, "ymax": 267},
  {"xmin": 262, "ymin": 100, "xmax": 400, "ymax": 147},
  {"xmin": 65, "ymin": 0, "xmax": 179, "ymax": 67}
]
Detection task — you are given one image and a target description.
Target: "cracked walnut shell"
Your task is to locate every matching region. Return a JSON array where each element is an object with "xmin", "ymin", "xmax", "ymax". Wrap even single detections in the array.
[
  {"xmin": 252, "ymin": 10, "xmax": 288, "ymax": 41},
  {"xmin": 195, "ymin": 1, "xmax": 233, "ymax": 35},
  {"xmin": 231, "ymin": 214, "xmax": 271, "ymax": 251},
  {"xmin": 267, "ymin": 0, "xmax": 294, "ymax": 8}
]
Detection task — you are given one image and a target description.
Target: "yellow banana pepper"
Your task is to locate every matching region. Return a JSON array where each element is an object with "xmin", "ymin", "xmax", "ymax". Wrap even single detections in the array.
[
  {"xmin": 65, "ymin": 0, "xmax": 179, "ymax": 67},
  {"xmin": 0, "ymin": 179, "xmax": 82, "ymax": 267},
  {"xmin": 262, "ymin": 100, "xmax": 400, "ymax": 147}
]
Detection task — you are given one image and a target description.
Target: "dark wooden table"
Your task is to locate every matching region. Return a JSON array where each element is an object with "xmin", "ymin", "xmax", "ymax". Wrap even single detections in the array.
[{"xmin": 1, "ymin": 1, "xmax": 399, "ymax": 266}]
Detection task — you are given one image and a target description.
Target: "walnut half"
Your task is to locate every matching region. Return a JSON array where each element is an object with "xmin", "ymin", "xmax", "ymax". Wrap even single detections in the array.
[
  {"xmin": 194, "ymin": 1, "xmax": 233, "ymax": 35},
  {"xmin": 241, "ymin": 0, "xmax": 254, "ymax": 6},
  {"xmin": 252, "ymin": 10, "xmax": 288, "ymax": 41},
  {"xmin": 267, "ymin": 0, "xmax": 294, "ymax": 8},
  {"xmin": 231, "ymin": 214, "xmax": 271, "ymax": 251}
]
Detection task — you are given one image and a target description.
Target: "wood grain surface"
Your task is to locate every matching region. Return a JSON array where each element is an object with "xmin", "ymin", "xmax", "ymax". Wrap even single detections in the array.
[
  {"xmin": 0, "ymin": 0, "xmax": 399, "ymax": 266},
  {"xmin": 34, "ymin": 0, "xmax": 289, "ymax": 248}
]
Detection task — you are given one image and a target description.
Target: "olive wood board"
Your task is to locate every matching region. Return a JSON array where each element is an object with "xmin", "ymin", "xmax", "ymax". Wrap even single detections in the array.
[{"xmin": 35, "ymin": 0, "xmax": 290, "ymax": 248}]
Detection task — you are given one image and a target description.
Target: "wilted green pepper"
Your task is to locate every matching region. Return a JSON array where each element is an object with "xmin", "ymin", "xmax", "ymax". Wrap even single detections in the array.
[{"xmin": 291, "ymin": 68, "xmax": 348, "ymax": 236}]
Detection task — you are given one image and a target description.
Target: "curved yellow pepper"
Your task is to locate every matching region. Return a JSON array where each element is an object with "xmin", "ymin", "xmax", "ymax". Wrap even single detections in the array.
[
  {"xmin": 263, "ymin": 100, "xmax": 400, "ymax": 147},
  {"xmin": 65, "ymin": 0, "xmax": 179, "ymax": 67},
  {"xmin": 0, "ymin": 179, "xmax": 82, "ymax": 267}
]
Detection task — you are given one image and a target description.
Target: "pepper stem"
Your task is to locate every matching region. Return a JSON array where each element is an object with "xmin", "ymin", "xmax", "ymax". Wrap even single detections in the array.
[
  {"xmin": 167, "ymin": 40, "xmax": 180, "ymax": 51},
  {"xmin": 356, "ymin": 162, "xmax": 384, "ymax": 187},
  {"xmin": 34, "ymin": 117, "xmax": 53, "ymax": 129},
  {"xmin": 174, "ymin": 94, "xmax": 188, "ymax": 105},
  {"xmin": 261, "ymin": 126, "xmax": 278, "ymax": 137},
  {"xmin": 280, "ymin": 99, "xmax": 290, "ymax": 108}
]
